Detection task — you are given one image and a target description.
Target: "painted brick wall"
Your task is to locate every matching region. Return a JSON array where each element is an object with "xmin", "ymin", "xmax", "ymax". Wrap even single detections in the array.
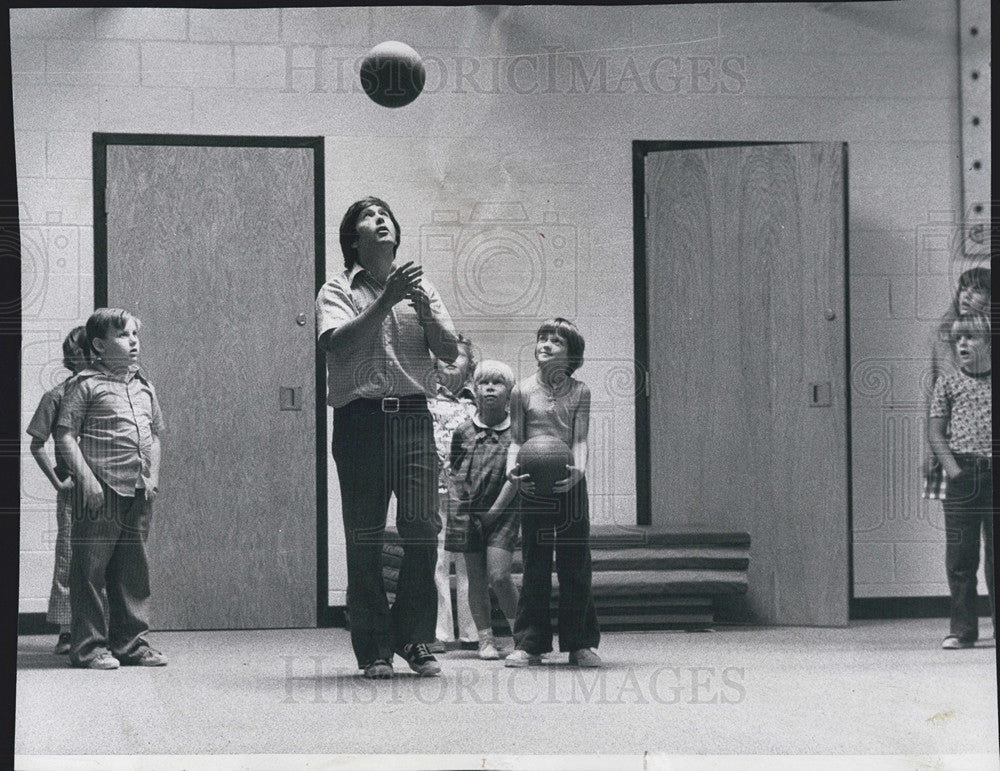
[{"xmin": 14, "ymin": 4, "xmax": 986, "ymax": 613}]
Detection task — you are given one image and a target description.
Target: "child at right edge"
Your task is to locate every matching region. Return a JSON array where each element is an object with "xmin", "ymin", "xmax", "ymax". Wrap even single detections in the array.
[
  {"xmin": 489, "ymin": 317, "xmax": 601, "ymax": 668},
  {"xmin": 927, "ymin": 311, "xmax": 994, "ymax": 649}
]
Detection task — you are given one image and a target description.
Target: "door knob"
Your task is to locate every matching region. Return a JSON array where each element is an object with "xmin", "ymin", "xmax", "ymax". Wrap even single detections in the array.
[{"xmin": 296, "ymin": 313, "xmax": 307, "ymax": 326}]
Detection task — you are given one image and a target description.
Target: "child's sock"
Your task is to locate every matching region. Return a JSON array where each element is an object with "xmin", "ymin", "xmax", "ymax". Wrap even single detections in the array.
[
  {"xmin": 477, "ymin": 628, "xmax": 494, "ymax": 643},
  {"xmin": 59, "ymin": 624, "xmax": 70, "ymax": 634}
]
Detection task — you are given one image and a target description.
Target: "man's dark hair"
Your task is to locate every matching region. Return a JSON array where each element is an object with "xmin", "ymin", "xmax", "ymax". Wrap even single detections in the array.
[{"xmin": 339, "ymin": 196, "xmax": 401, "ymax": 270}]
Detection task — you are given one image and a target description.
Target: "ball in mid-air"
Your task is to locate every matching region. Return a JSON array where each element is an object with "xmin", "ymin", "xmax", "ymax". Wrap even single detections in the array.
[
  {"xmin": 360, "ymin": 41, "xmax": 426, "ymax": 108},
  {"xmin": 517, "ymin": 435, "xmax": 573, "ymax": 496}
]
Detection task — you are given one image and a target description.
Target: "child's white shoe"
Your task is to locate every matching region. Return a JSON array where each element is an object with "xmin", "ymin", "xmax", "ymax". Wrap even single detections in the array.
[
  {"xmin": 504, "ymin": 649, "xmax": 542, "ymax": 668},
  {"xmin": 478, "ymin": 639, "xmax": 500, "ymax": 660}
]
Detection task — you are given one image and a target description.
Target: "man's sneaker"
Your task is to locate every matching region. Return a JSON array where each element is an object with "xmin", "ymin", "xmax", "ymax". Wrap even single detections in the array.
[
  {"xmin": 78, "ymin": 651, "xmax": 120, "ymax": 670},
  {"xmin": 397, "ymin": 643, "xmax": 441, "ymax": 676},
  {"xmin": 504, "ymin": 649, "xmax": 542, "ymax": 668},
  {"xmin": 569, "ymin": 648, "xmax": 602, "ymax": 667},
  {"xmin": 120, "ymin": 648, "xmax": 168, "ymax": 666},
  {"xmin": 478, "ymin": 639, "xmax": 500, "ymax": 660},
  {"xmin": 53, "ymin": 632, "xmax": 71, "ymax": 656},
  {"xmin": 363, "ymin": 659, "xmax": 394, "ymax": 679},
  {"xmin": 942, "ymin": 636, "xmax": 974, "ymax": 650}
]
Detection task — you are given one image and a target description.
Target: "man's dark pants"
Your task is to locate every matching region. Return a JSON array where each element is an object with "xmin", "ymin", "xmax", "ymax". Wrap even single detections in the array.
[
  {"xmin": 942, "ymin": 455, "xmax": 995, "ymax": 643},
  {"xmin": 333, "ymin": 396, "xmax": 441, "ymax": 667},
  {"xmin": 69, "ymin": 482, "xmax": 152, "ymax": 666}
]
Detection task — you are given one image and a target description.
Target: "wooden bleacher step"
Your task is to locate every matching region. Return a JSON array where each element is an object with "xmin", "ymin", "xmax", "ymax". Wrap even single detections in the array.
[
  {"xmin": 510, "ymin": 547, "xmax": 749, "ymax": 573},
  {"xmin": 384, "ymin": 525, "xmax": 750, "ymax": 631}
]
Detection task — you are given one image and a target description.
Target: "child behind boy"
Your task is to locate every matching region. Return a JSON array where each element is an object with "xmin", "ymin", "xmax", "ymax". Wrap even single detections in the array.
[
  {"xmin": 426, "ymin": 334, "xmax": 479, "ymax": 651},
  {"xmin": 492, "ymin": 318, "xmax": 601, "ymax": 668},
  {"xmin": 26, "ymin": 326, "xmax": 89, "ymax": 654},
  {"xmin": 446, "ymin": 360, "xmax": 521, "ymax": 660},
  {"xmin": 927, "ymin": 311, "xmax": 993, "ymax": 649},
  {"xmin": 55, "ymin": 308, "xmax": 166, "ymax": 669}
]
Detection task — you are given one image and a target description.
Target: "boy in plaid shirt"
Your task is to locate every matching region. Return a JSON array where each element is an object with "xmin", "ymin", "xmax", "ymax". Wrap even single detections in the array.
[{"xmin": 55, "ymin": 308, "xmax": 166, "ymax": 669}]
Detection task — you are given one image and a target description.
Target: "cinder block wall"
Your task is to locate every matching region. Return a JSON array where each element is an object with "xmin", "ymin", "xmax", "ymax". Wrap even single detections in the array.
[{"xmin": 15, "ymin": 4, "xmax": 984, "ymax": 613}]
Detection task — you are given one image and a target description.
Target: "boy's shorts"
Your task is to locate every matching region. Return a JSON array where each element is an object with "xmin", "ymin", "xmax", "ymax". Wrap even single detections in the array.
[{"xmin": 445, "ymin": 500, "xmax": 519, "ymax": 554}]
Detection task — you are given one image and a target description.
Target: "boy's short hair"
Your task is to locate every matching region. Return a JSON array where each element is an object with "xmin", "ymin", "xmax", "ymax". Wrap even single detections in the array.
[
  {"xmin": 473, "ymin": 360, "xmax": 515, "ymax": 392},
  {"xmin": 339, "ymin": 196, "xmax": 401, "ymax": 270},
  {"xmin": 937, "ymin": 267, "xmax": 992, "ymax": 342},
  {"xmin": 62, "ymin": 326, "xmax": 89, "ymax": 370},
  {"xmin": 86, "ymin": 308, "xmax": 140, "ymax": 356},
  {"xmin": 537, "ymin": 317, "xmax": 585, "ymax": 374},
  {"xmin": 949, "ymin": 312, "xmax": 991, "ymax": 343}
]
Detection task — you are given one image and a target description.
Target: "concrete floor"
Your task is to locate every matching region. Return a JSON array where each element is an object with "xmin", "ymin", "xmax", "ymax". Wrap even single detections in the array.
[{"xmin": 14, "ymin": 619, "xmax": 999, "ymax": 769}]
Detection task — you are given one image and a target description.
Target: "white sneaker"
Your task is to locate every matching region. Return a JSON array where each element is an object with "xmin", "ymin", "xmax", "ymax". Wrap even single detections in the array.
[
  {"xmin": 504, "ymin": 649, "xmax": 542, "ymax": 668},
  {"xmin": 478, "ymin": 639, "xmax": 500, "ymax": 660}
]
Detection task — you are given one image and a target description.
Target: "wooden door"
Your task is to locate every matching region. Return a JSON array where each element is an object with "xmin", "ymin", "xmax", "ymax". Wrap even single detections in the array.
[
  {"xmin": 642, "ymin": 143, "xmax": 848, "ymax": 626},
  {"xmin": 101, "ymin": 139, "xmax": 321, "ymax": 629}
]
